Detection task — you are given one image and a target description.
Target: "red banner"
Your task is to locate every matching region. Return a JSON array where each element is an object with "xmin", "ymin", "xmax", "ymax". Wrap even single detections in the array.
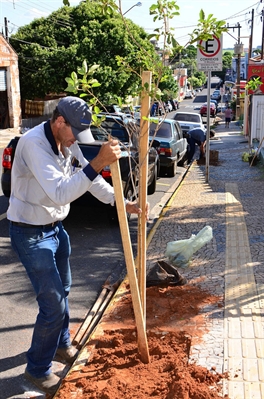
[{"xmin": 247, "ymin": 64, "xmax": 264, "ymax": 93}]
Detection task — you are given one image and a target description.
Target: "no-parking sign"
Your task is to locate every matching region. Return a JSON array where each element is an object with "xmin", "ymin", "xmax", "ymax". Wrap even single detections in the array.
[{"xmin": 197, "ymin": 35, "xmax": 223, "ymax": 71}]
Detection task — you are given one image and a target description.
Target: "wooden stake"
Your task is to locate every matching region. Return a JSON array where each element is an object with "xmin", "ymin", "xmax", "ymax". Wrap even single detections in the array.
[
  {"xmin": 110, "ymin": 160, "xmax": 150, "ymax": 363},
  {"xmin": 138, "ymin": 71, "xmax": 152, "ymax": 322}
]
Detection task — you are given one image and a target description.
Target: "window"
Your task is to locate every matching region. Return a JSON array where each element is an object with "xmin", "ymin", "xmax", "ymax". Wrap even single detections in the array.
[
  {"xmin": 149, "ymin": 122, "xmax": 171, "ymax": 138},
  {"xmin": 0, "ymin": 69, "xmax": 7, "ymax": 91},
  {"xmin": 173, "ymin": 124, "xmax": 180, "ymax": 141}
]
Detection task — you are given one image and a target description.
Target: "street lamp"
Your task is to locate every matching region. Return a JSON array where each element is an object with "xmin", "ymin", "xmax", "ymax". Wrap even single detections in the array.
[{"xmin": 123, "ymin": 2, "xmax": 142, "ymax": 16}]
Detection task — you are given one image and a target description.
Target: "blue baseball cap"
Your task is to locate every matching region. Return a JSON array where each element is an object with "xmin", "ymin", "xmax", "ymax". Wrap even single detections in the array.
[{"xmin": 57, "ymin": 96, "xmax": 94, "ymax": 143}]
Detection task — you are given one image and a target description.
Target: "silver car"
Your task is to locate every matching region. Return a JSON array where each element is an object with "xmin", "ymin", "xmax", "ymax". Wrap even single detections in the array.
[{"xmin": 149, "ymin": 119, "xmax": 188, "ymax": 177}]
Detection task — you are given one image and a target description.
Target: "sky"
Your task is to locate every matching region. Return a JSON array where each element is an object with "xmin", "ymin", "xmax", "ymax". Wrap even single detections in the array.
[{"xmin": 0, "ymin": 0, "xmax": 262, "ymax": 50}]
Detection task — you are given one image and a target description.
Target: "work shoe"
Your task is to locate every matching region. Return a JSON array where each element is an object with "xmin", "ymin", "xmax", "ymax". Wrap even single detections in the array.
[
  {"xmin": 54, "ymin": 345, "xmax": 78, "ymax": 364},
  {"xmin": 24, "ymin": 369, "xmax": 61, "ymax": 395}
]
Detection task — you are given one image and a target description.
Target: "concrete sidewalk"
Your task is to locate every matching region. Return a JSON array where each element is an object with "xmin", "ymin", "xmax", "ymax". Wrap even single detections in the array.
[{"xmin": 146, "ymin": 120, "xmax": 264, "ymax": 398}]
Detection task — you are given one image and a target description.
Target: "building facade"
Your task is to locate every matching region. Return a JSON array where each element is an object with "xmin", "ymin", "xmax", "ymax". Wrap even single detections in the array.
[{"xmin": 0, "ymin": 34, "xmax": 21, "ymax": 129}]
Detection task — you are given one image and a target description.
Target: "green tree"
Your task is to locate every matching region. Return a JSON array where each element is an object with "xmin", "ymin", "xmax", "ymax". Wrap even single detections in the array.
[
  {"xmin": 10, "ymin": 2, "xmax": 159, "ymax": 100},
  {"xmin": 214, "ymin": 51, "xmax": 232, "ymax": 81},
  {"xmin": 158, "ymin": 66, "xmax": 178, "ymax": 100}
]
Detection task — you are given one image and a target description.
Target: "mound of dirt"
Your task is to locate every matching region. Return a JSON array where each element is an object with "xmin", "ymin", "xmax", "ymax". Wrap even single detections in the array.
[{"xmin": 56, "ymin": 285, "xmax": 229, "ymax": 399}]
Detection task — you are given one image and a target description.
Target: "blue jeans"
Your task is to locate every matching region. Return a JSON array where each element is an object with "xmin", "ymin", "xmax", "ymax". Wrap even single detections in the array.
[
  {"xmin": 187, "ymin": 137, "xmax": 201, "ymax": 163},
  {"xmin": 9, "ymin": 221, "xmax": 72, "ymax": 377}
]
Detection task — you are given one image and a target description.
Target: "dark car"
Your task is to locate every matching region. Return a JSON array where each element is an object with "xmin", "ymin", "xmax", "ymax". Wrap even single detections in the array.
[
  {"xmin": 149, "ymin": 118, "xmax": 187, "ymax": 177},
  {"xmin": 89, "ymin": 115, "xmax": 160, "ymax": 196},
  {"xmin": 169, "ymin": 99, "xmax": 179, "ymax": 111},
  {"xmin": 210, "ymin": 99, "xmax": 220, "ymax": 114},
  {"xmin": 1, "ymin": 116, "xmax": 160, "ymax": 206}
]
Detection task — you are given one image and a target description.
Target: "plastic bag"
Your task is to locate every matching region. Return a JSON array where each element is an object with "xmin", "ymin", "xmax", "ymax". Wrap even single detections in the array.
[{"xmin": 165, "ymin": 226, "xmax": 213, "ymax": 268}]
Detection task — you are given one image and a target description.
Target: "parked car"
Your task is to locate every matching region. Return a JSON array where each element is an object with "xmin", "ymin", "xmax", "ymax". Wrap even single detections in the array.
[
  {"xmin": 216, "ymin": 79, "xmax": 223, "ymax": 89},
  {"xmin": 148, "ymin": 118, "xmax": 187, "ymax": 177},
  {"xmin": 101, "ymin": 104, "xmax": 125, "ymax": 116},
  {"xmin": 151, "ymin": 101, "xmax": 165, "ymax": 116},
  {"xmin": 184, "ymin": 91, "xmax": 193, "ymax": 99},
  {"xmin": 121, "ymin": 106, "xmax": 134, "ymax": 119},
  {"xmin": 209, "ymin": 99, "xmax": 221, "ymax": 114},
  {"xmin": 211, "ymin": 90, "xmax": 221, "ymax": 101},
  {"xmin": 168, "ymin": 99, "xmax": 179, "ymax": 111},
  {"xmin": 172, "ymin": 99, "xmax": 180, "ymax": 109},
  {"xmin": 199, "ymin": 102, "xmax": 216, "ymax": 118},
  {"xmin": 1, "ymin": 116, "xmax": 160, "ymax": 210},
  {"xmin": 173, "ymin": 112, "xmax": 205, "ymax": 137},
  {"xmin": 133, "ymin": 105, "xmax": 141, "ymax": 119},
  {"xmin": 164, "ymin": 101, "xmax": 173, "ymax": 113}
]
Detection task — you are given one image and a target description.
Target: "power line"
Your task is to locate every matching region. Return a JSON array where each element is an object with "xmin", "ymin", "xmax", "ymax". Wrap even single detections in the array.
[
  {"xmin": 5, "ymin": 0, "xmax": 74, "ymax": 30},
  {"xmin": 10, "ymin": 36, "xmax": 67, "ymax": 52}
]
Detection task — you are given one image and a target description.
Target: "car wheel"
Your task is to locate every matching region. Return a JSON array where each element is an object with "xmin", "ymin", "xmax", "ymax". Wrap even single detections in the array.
[
  {"xmin": 167, "ymin": 161, "xmax": 177, "ymax": 177},
  {"xmin": 147, "ymin": 164, "xmax": 157, "ymax": 195},
  {"xmin": 178, "ymin": 153, "xmax": 188, "ymax": 167}
]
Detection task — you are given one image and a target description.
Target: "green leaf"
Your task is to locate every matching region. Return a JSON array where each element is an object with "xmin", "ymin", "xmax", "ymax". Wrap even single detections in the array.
[
  {"xmin": 65, "ymin": 85, "xmax": 77, "ymax": 93},
  {"xmin": 77, "ymin": 66, "xmax": 86, "ymax": 75},
  {"xmin": 71, "ymin": 71, "xmax": 78, "ymax": 81},
  {"xmin": 199, "ymin": 9, "xmax": 205, "ymax": 20},
  {"xmin": 82, "ymin": 60, "xmax": 88, "ymax": 74},
  {"xmin": 94, "ymin": 105, "xmax": 101, "ymax": 114},
  {"xmin": 65, "ymin": 77, "xmax": 73, "ymax": 84},
  {"xmin": 88, "ymin": 64, "xmax": 100, "ymax": 74}
]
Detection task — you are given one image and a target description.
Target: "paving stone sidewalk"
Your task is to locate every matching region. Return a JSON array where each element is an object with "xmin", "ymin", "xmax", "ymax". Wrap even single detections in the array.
[
  {"xmin": 146, "ymin": 120, "xmax": 264, "ymax": 398},
  {"xmin": 2, "ymin": 120, "xmax": 264, "ymax": 398}
]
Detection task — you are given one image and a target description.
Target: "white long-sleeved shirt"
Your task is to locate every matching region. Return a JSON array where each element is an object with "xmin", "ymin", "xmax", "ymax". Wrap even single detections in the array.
[{"xmin": 7, "ymin": 121, "xmax": 115, "ymax": 225}]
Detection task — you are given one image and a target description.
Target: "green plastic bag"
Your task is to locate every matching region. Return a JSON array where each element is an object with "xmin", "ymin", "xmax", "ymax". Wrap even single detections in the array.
[{"xmin": 165, "ymin": 226, "xmax": 213, "ymax": 268}]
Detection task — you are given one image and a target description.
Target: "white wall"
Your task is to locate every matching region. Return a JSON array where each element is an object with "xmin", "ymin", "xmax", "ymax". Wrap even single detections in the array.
[{"xmin": 251, "ymin": 94, "xmax": 264, "ymax": 146}]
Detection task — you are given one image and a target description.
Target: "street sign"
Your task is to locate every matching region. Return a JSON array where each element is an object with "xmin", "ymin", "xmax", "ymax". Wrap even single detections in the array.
[{"xmin": 197, "ymin": 35, "xmax": 223, "ymax": 71}]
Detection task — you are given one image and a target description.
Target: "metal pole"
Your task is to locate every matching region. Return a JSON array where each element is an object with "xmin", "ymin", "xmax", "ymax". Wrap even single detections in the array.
[
  {"xmin": 205, "ymin": 71, "xmax": 211, "ymax": 183},
  {"xmin": 4, "ymin": 17, "xmax": 8, "ymax": 42},
  {"xmin": 248, "ymin": 9, "xmax": 254, "ymax": 59},
  {"xmin": 236, "ymin": 23, "xmax": 241, "ymax": 120},
  {"xmin": 261, "ymin": 8, "xmax": 264, "ymax": 59}
]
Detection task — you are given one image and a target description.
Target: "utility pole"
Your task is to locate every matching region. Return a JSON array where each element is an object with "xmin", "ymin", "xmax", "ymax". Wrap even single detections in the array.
[
  {"xmin": 261, "ymin": 7, "xmax": 264, "ymax": 59},
  {"xmin": 248, "ymin": 9, "xmax": 254, "ymax": 59},
  {"xmin": 4, "ymin": 17, "xmax": 9, "ymax": 42},
  {"xmin": 236, "ymin": 23, "xmax": 241, "ymax": 119},
  {"xmin": 226, "ymin": 23, "xmax": 242, "ymax": 119}
]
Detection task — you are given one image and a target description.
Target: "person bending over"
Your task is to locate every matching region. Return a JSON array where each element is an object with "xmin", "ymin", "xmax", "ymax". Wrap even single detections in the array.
[{"xmin": 187, "ymin": 127, "xmax": 215, "ymax": 164}]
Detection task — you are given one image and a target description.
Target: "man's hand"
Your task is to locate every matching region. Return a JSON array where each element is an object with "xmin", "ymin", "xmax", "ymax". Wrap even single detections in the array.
[
  {"xmin": 89, "ymin": 139, "xmax": 121, "ymax": 173},
  {"xmin": 125, "ymin": 201, "xmax": 149, "ymax": 221}
]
